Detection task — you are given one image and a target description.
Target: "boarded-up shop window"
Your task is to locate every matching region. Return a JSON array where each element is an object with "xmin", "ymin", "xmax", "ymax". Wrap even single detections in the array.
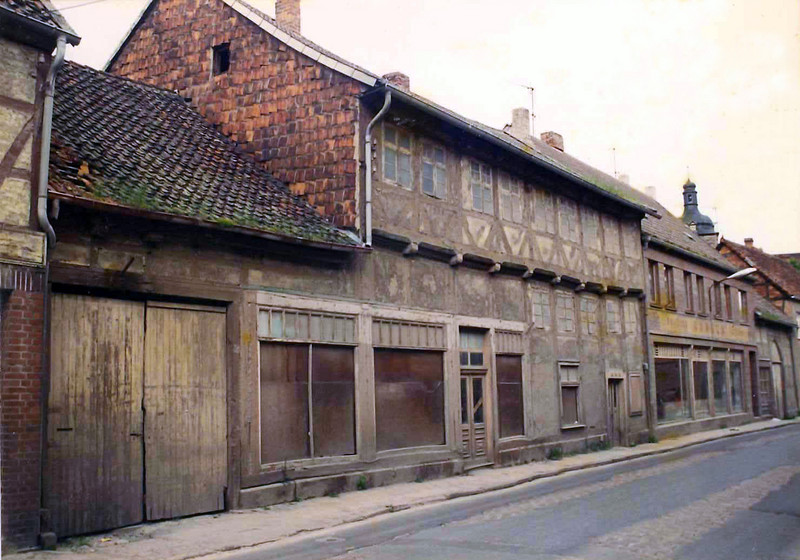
[
  {"xmin": 654, "ymin": 349, "xmax": 690, "ymax": 423},
  {"xmin": 374, "ymin": 349, "xmax": 445, "ymax": 451},
  {"xmin": 559, "ymin": 363, "xmax": 581, "ymax": 427},
  {"xmin": 260, "ymin": 343, "xmax": 355, "ymax": 464},
  {"xmin": 628, "ymin": 373, "xmax": 644, "ymax": 416},
  {"xmin": 497, "ymin": 355, "xmax": 524, "ymax": 438}
]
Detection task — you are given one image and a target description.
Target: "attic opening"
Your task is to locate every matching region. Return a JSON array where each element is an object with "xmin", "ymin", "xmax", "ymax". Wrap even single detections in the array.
[{"xmin": 212, "ymin": 43, "xmax": 230, "ymax": 76}]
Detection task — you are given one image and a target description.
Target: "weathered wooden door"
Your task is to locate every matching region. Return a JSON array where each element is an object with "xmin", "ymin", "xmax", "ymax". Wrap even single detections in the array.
[
  {"xmin": 607, "ymin": 379, "xmax": 624, "ymax": 447},
  {"xmin": 460, "ymin": 374, "xmax": 487, "ymax": 463},
  {"xmin": 46, "ymin": 296, "xmax": 227, "ymax": 536},
  {"xmin": 758, "ymin": 365, "xmax": 774, "ymax": 416},
  {"xmin": 46, "ymin": 294, "xmax": 145, "ymax": 537},
  {"xmin": 144, "ymin": 303, "xmax": 227, "ymax": 520}
]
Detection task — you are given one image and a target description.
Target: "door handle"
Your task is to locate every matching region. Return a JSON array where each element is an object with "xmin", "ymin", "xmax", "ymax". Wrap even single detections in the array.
[{"xmin": 130, "ymin": 433, "xmax": 142, "ymax": 437}]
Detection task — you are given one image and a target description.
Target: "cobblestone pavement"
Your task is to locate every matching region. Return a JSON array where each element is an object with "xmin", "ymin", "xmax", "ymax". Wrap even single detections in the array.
[{"xmin": 6, "ymin": 420, "xmax": 799, "ymax": 560}]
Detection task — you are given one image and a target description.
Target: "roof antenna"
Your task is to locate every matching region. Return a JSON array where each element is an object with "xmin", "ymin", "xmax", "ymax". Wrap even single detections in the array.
[
  {"xmin": 612, "ymin": 147, "xmax": 617, "ymax": 178},
  {"xmin": 522, "ymin": 85, "xmax": 536, "ymax": 135}
]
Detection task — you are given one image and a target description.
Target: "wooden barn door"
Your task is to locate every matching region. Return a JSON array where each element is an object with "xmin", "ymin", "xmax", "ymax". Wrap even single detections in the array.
[
  {"xmin": 144, "ymin": 303, "xmax": 227, "ymax": 520},
  {"xmin": 46, "ymin": 294, "xmax": 145, "ymax": 537}
]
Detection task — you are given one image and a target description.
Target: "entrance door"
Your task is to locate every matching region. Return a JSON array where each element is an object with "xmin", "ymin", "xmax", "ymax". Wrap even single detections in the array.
[
  {"xmin": 758, "ymin": 365, "xmax": 774, "ymax": 417},
  {"xmin": 46, "ymin": 295, "xmax": 227, "ymax": 537},
  {"xmin": 607, "ymin": 379, "xmax": 624, "ymax": 447},
  {"xmin": 460, "ymin": 374, "xmax": 488, "ymax": 463}
]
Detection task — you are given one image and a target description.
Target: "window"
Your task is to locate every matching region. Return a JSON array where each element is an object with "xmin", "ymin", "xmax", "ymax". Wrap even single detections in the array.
[
  {"xmin": 655, "ymin": 356, "xmax": 691, "ymax": 423},
  {"xmin": 422, "ymin": 144, "xmax": 446, "ymax": 198},
  {"xmin": 497, "ymin": 355, "xmax": 524, "ymax": 438},
  {"xmin": 696, "ymin": 276, "xmax": 707, "ymax": 315},
  {"xmin": 580, "ymin": 296, "xmax": 598, "ymax": 335},
  {"xmin": 374, "ymin": 349, "xmax": 445, "ymax": 450},
  {"xmin": 582, "ymin": 208, "xmax": 601, "ymax": 250},
  {"xmin": 606, "ymin": 299, "xmax": 621, "ymax": 334},
  {"xmin": 260, "ymin": 343, "xmax": 355, "ymax": 463},
  {"xmin": 729, "ymin": 357, "xmax": 744, "ymax": 412},
  {"xmin": 663, "ymin": 265, "xmax": 676, "ymax": 308},
  {"xmin": 713, "ymin": 282, "xmax": 722, "ymax": 317},
  {"xmin": 559, "ymin": 198, "xmax": 580, "ymax": 243},
  {"xmin": 499, "ymin": 174, "xmax": 523, "ymax": 223},
  {"xmin": 556, "ymin": 292, "xmax": 575, "ymax": 333},
  {"xmin": 693, "ymin": 359, "xmax": 710, "ymax": 418},
  {"xmin": 738, "ymin": 290, "xmax": 748, "ymax": 322},
  {"xmin": 212, "ymin": 42, "xmax": 230, "ymax": 75},
  {"xmin": 684, "ymin": 272, "xmax": 695, "ymax": 313},
  {"xmin": 648, "ymin": 260, "xmax": 661, "ymax": 305},
  {"xmin": 459, "ymin": 329, "xmax": 486, "ymax": 367},
  {"xmin": 383, "ymin": 125, "xmax": 412, "ymax": 188},
  {"xmin": 534, "ymin": 190, "xmax": 556, "ymax": 234},
  {"xmin": 604, "ymin": 215, "xmax": 620, "ymax": 255},
  {"xmin": 470, "ymin": 161, "xmax": 493, "ymax": 214},
  {"xmin": 623, "ymin": 300, "xmax": 638, "ymax": 334},
  {"xmin": 712, "ymin": 359, "xmax": 728, "ymax": 414},
  {"xmin": 724, "ymin": 285, "xmax": 733, "ymax": 320},
  {"xmin": 559, "ymin": 363, "xmax": 581, "ymax": 427},
  {"xmin": 532, "ymin": 290, "xmax": 552, "ymax": 330}
]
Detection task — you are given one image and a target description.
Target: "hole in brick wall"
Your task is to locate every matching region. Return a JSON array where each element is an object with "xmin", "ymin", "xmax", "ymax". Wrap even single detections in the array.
[{"xmin": 212, "ymin": 43, "xmax": 230, "ymax": 76}]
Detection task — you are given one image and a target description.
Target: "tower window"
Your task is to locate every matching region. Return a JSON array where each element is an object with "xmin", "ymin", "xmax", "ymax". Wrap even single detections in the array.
[{"xmin": 212, "ymin": 43, "xmax": 230, "ymax": 76}]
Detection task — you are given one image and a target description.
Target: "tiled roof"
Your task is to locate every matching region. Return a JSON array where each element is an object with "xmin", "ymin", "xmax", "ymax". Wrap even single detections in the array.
[
  {"xmin": 751, "ymin": 290, "xmax": 796, "ymax": 329},
  {"xmin": 49, "ymin": 62, "xmax": 360, "ymax": 249},
  {"xmin": 720, "ymin": 239, "xmax": 800, "ymax": 297},
  {"xmin": 0, "ymin": 0, "xmax": 78, "ymax": 38}
]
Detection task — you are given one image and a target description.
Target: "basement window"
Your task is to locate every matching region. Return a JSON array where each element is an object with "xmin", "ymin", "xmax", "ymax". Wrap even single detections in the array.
[{"xmin": 212, "ymin": 43, "xmax": 230, "ymax": 76}]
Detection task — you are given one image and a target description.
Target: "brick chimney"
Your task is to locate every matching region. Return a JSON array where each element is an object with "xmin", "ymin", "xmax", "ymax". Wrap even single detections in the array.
[
  {"xmin": 510, "ymin": 107, "xmax": 530, "ymax": 139},
  {"xmin": 744, "ymin": 238, "xmax": 754, "ymax": 248},
  {"xmin": 276, "ymin": 0, "xmax": 301, "ymax": 34},
  {"xmin": 383, "ymin": 72, "xmax": 410, "ymax": 90},
  {"xmin": 541, "ymin": 131, "xmax": 564, "ymax": 152}
]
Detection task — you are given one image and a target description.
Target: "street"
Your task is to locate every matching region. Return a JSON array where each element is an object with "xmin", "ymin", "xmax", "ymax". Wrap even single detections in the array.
[{"xmin": 234, "ymin": 424, "xmax": 800, "ymax": 560}]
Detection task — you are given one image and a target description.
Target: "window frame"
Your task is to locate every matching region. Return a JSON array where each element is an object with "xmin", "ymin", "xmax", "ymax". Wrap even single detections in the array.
[
  {"xmin": 459, "ymin": 328, "xmax": 488, "ymax": 370},
  {"xmin": 558, "ymin": 362, "xmax": 583, "ymax": 429},
  {"xmin": 606, "ymin": 298, "xmax": 621, "ymax": 334},
  {"xmin": 383, "ymin": 124, "xmax": 413, "ymax": 189},
  {"xmin": 469, "ymin": 161, "xmax": 494, "ymax": 215},
  {"xmin": 738, "ymin": 290, "xmax": 748, "ymax": 323},
  {"xmin": 648, "ymin": 260, "xmax": 661, "ymax": 307},
  {"xmin": 580, "ymin": 295, "xmax": 598, "ymax": 336},
  {"xmin": 532, "ymin": 289, "xmax": 552, "ymax": 330},
  {"xmin": 556, "ymin": 292, "xmax": 576, "ymax": 334},
  {"xmin": 421, "ymin": 142, "xmax": 446, "ymax": 199},
  {"xmin": 684, "ymin": 271, "xmax": 695, "ymax": 313},
  {"xmin": 212, "ymin": 42, "xmax": 231, "ymax": 76},
  {"xmin": 724, "ymin": 285, "xmax": 734, "ymax": 321},
  {"xmin": 663, "ymin": 265, "xmax": 676, "ymax": 309},
  {"xmin": 696, "ymin": 275, "xmax": 707, "ymax": 316},
  {"xmin": 499, "ymin": 172, "xmax": 524, "ymax": 224}
]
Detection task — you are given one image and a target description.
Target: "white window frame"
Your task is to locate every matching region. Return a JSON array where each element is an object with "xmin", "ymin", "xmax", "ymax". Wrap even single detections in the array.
[
  {"xmin": 556, "ymin": 292, "xmax": 575, "ymax": 333},
  {"xmin": 470, "ymin": 161, "xmax": 493, "ymax": 215},
  {"xmin": 499, "ymin": 173, "xmax": 523, "ymax": 224},
  {"xmin": 422, "ymin": 143, "xmax": 446, "ymax": 199},
  {"xmin": 532, "ymin": 290, "xmax": 552, "ymax": 330},
  {"xmin": 383, "ymin": 124, "xmax": 412, "ymax": 189}
]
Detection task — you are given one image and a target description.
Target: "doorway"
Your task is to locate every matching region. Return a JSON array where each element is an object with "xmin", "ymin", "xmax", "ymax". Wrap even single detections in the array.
[
  {"xmin": 460, "ymin": 374, "xmax": 488, "ymax": 462},
  {"xmin": 607, "ymin": 378, "xmax": 625, "ymax": 447},
  {"xmin": 45, "ymin": 294, "xmax": 228, "ymax": 537}
]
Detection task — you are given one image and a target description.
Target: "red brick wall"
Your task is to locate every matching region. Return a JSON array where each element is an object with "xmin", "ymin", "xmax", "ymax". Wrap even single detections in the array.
[
  {"xmin": 1, "ymin": 281, "xmax": 45, "ymax": 549},
  {"xmin": 108, "ymin": 0, "xmax": 365, "ymax": 228}
]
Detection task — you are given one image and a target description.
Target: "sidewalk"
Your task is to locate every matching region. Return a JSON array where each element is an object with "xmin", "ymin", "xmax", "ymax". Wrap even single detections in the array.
[{"xmin": 7, "ymin": 418, "xmax": 798, "ymax": 560}]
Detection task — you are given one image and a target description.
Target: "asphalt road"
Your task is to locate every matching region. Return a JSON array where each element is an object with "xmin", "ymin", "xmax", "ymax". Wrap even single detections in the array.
[{"xmin": 233, "ymin": 424, "xmax": 800, "ymax": 560}]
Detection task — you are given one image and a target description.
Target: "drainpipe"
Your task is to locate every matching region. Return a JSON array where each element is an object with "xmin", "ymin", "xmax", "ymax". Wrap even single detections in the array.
[
  {"xmin": 37, "ymin": 34, "xmax": 66, "ymax": 249},
  {"xmin": 640, "ymin": 234, "xmax": 656, "ymax": 441},
  {"xmin": 364, "ymin": 89, "xmax": 391, "ymax": 246}
]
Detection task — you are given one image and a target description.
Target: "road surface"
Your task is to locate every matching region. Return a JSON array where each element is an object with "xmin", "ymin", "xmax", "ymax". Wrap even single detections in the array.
[{"xmin": 231, "ymin": 424, "xmax": 800, "ymax": 560}]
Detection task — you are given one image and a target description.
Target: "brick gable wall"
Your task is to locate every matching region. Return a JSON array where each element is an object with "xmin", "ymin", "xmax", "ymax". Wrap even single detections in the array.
[
  {"xmin": 1, "ymin": 272, "xmax": 45, "ymax": 549},
  {"xmin": 108, "ymin": 0, "xmax": 365, "ymax": 228}
]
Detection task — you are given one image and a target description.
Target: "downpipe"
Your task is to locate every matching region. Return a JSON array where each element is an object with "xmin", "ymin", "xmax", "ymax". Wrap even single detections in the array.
[{"xmin": 364, "ymin": 90, "xmax": 391, "ymax": 247}]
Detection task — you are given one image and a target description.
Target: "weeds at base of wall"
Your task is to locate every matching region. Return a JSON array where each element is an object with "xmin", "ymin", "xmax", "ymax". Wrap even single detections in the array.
[
  {"xmin": 356, "ymin": 475, "xmax": 368, "ymax": 491},
  {"xmin": 647, "ymin": 435, "xmax": 659, "ymax": 444},
  {"xmin": 546, "ymin": 447, "xmax": 563, "ymax": 461}
]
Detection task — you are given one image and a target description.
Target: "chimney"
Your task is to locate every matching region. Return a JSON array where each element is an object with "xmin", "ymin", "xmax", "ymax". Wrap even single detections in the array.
[
  {"xmin": 645, "ymin": 186, "xmax": 657, "ymax": 200},
  {"xmin": 744, "ymin": 238, "xmax": 754, "ymax": 248},
  {"xmin": 510, "ymin": 107, "xmax": 530, "ymax": 139},
  {"xmin": 541, "ymin": 131, "xmax": 564, "ymax": 152},
  {"xmin": 276, "ymin": 0, "xmax": 301, "ymax": 34},
  {"xmin": 383, "ymin": 72, "xmax": 410, "ymax": 91}
]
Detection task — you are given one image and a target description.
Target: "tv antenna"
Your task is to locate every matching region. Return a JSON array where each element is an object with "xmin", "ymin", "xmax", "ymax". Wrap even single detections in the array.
[
  {"xmin": 612, "ymin": 147, "xmax": 618, "ymax": 178},
  {"xmin": 522, "ymin": 85, "xmax": 536, "ymax": 135}
]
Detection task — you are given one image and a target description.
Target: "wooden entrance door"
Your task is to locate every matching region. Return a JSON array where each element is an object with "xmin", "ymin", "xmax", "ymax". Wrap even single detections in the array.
[
  {"xmin": 144, "ymin": 303, "xmax": 227, "ymax": 520},
  {"xmin": 46, "ymin": 294, "xmax": 146, "ymax": 537},
  {"xmin": 607, "ymin": 379, "xmax": 624, "ymax": 447},
  {"xmin": 46, "ymin": 295, "xmax": 227, "ymax": 537},
  {"xmin": 758, "ymin": 365, "xmax": 774, "ymax": 416},
  {"xmin": 460, "ymin": 374, "xmax": 487, "ymax": 462}
]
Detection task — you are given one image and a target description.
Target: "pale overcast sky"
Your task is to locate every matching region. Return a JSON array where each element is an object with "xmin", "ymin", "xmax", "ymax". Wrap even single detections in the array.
[{"xmin": 54, "ymin": 0, "xmax": 800, "ymax": 254}]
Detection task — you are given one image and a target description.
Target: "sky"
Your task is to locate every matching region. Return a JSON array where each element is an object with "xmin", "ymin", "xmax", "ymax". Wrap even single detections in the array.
[{"xmin": 53, "ymin": 0, "xmax": 800, "ymax": 254}]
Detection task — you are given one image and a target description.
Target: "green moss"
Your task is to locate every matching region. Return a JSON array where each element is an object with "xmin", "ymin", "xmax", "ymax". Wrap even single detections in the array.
[{"xmin": 789, "ymin": 258, "xmax": 800, "ymax": 272}]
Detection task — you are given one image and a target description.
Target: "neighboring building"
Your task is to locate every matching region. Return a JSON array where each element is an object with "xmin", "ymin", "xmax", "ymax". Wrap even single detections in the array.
[
  {"xmin": 718, "ymin": 237, "xmax": 800, "ymax": 335},
  {"xmin": 0, "ymin": 0, "xmax": 79, "ymax": 549}
]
